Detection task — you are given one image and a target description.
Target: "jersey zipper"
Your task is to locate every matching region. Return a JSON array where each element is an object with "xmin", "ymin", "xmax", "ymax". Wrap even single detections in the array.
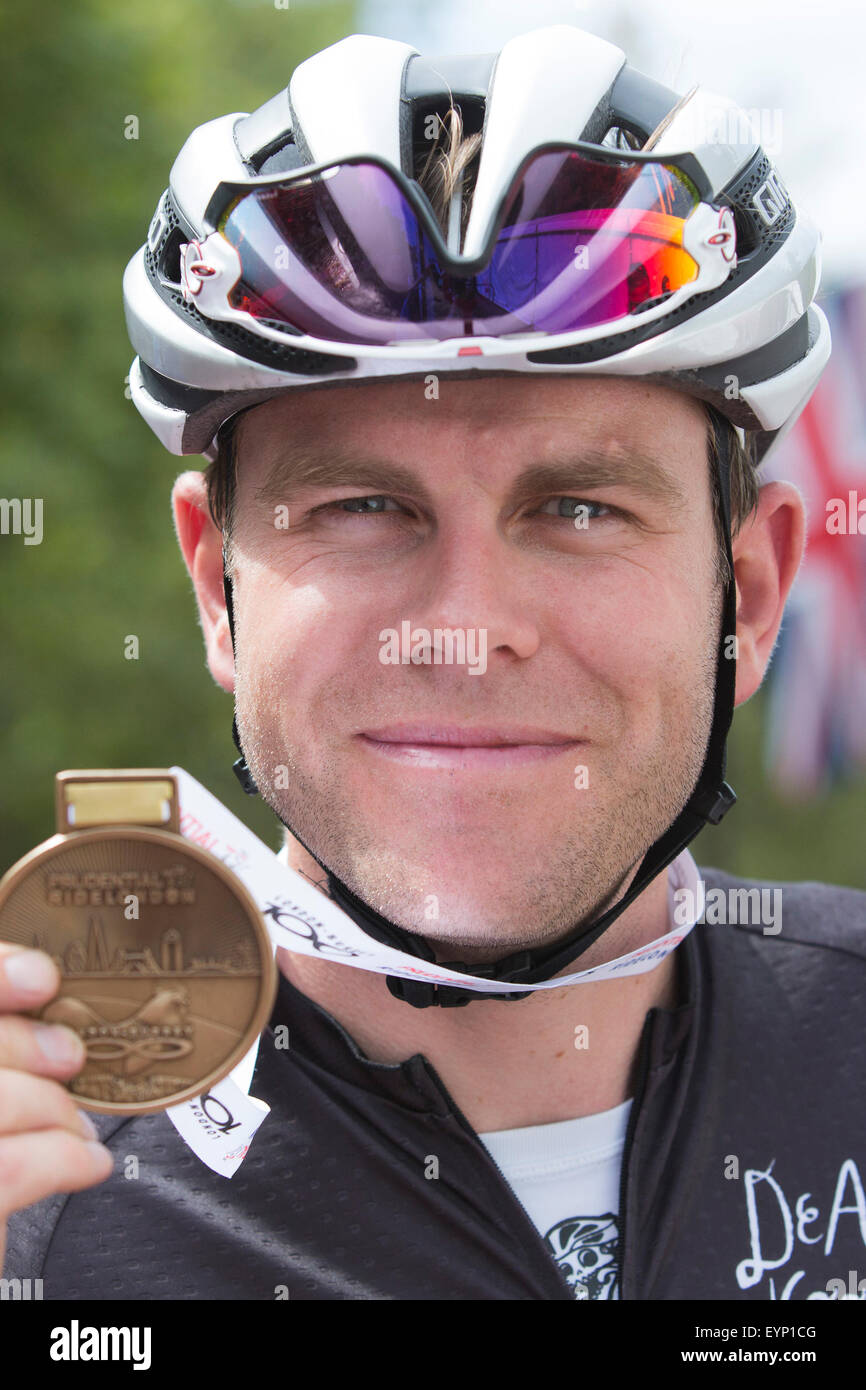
[{"xmin": 615, "ymin": 1007, "xmax": 657, "ymax": 1301}]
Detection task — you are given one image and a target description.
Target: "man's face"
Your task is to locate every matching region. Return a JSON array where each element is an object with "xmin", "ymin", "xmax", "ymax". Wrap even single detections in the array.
[{"xmin": 228, "ymin": 375, "xmax": 722, "ymax": 962}]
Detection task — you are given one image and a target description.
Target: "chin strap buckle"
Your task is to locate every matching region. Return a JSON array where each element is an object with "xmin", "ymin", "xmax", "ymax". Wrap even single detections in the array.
[
  {"xmin": 232, "ymin": 754, "xmax": 259, "ymax": 796},
  {"xmin": 231, "ymin": 714, "xmax": 259, "ymax": 796},
  {"xmin": 386, "ymin": 951, "xmax": 536, "ymax": 1009},
  {"xmin": 692, "ymin": 780, "xmax": 737, "ymax": 826}
]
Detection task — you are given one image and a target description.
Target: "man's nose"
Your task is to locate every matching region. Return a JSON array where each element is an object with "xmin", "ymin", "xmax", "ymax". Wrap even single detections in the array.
[{"xmin": 407, "ymin": 517, "xmax": 541, "ymax": 663}]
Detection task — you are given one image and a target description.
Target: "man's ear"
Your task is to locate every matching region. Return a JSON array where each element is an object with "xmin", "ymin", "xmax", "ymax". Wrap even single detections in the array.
[
  {"xmin": 171, "ymin": 470, "xmax": 234, "ymax": 694},
  {"xmin": 732, "ymin": 480, "xmax": 806, "ymax": 706}
]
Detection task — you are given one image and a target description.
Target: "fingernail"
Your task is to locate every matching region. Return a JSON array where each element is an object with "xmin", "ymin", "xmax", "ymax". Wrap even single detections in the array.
[
  {"xmin": 77, "ymin": 1107, "xmax": 99, "ymax": 1140},
  {"xmin": 85, "ymin": 1141, "xmax": 113, "ymax": 1167},
  {"xmin": 35, "ymin": 1024, "xmax": 84, "ymax": 1065},
  {"xmin": 5, "ymin": 950, "xmax": 56, "ymax": 996}
]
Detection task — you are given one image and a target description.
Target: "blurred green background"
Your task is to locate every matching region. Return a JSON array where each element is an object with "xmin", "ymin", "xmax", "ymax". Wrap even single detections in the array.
[{"xmin": 1, "ymin": 0, "xmax": 864, "ymax": 888}]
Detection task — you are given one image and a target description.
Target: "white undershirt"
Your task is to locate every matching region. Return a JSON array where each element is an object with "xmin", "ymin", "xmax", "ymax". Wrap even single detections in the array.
[
  {"xmin": 478, "ymin": 1099, "xmax": 632, "ymax": 1299},
  {"xmin": 476, "ymin": 848, "xmax": 703, "ymax": 1299}
]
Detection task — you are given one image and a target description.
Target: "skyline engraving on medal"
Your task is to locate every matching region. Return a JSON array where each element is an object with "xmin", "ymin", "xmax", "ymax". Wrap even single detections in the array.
[{"xmin": 29, "ymin": 914, "xmax": 261, "ymax": 977}]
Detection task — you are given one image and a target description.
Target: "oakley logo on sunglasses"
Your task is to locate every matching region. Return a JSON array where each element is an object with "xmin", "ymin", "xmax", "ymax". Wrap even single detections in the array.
[
  {"xmin": 706, "ymin": 207, "xmax": 736, "ymax": 263},
  {"xmin": 180, "ymin": 240, "xmax": 218, "ymax": 302}
]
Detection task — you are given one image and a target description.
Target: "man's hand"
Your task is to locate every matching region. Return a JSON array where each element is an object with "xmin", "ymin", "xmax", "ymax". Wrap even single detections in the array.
[{"xmin": 0, "ymin": 943, "xmax": 114, "ymax": 1273}]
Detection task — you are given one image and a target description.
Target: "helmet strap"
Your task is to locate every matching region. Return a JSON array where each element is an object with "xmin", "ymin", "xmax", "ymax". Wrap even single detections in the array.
[{"xmin": 223, "ymin": 557, "xmax": 260, "ymax": 797}]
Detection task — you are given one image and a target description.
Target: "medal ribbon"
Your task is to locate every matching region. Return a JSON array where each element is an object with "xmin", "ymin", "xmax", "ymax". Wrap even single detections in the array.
[{"xmin": 166, "ymin": 767, "xmax": 704, "ymax": 1175}]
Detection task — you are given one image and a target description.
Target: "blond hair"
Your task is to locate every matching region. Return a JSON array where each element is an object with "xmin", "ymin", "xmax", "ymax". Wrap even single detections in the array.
[{"xmin": 415, "ymin": 105, "xmax": 483, "ymax": 239}]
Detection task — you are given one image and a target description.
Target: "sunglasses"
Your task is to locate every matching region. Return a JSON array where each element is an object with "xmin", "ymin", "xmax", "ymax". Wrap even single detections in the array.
[{"xmin": 179, "ymin": 142, "xmax": 737, "ymax": 348}]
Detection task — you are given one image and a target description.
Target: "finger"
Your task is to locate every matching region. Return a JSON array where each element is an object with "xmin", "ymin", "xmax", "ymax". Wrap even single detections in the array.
[
  {"xmin": 0, "ymin": 1014, "xmax": 86, "ymax": 1079},
  {"xmin": 0, "ymin": 1128, "xmax": 114, "ymax": 1220},
  {"xmin": 0, "ymin": 945, "xmax": 62, "ymax": 1013},
  {"xmin": 0, "ymin": 1068, "xmax": 100, "ymax": 1142}
]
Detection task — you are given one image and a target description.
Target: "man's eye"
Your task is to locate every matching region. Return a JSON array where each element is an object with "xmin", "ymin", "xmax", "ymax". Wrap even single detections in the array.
[
  {"xmin": 325, "ymin": 495, "xmax": 403, "ymax": 514},
  {"xmin": 537, "ymin": 498, "xmax": 613, "ymax": 521}
]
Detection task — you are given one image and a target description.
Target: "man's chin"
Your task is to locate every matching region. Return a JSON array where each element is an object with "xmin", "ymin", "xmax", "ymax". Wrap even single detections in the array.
[
  {"xmin": 327, "ymin": 867, "xmax": 601, "ymax": 959},
  {"xmin": 259, "ymin": 780, "xmax": 636, "ymax": 953},
  {"xmin": 345, "ymin": 834, "xmax": 647, "ymax": 951}
]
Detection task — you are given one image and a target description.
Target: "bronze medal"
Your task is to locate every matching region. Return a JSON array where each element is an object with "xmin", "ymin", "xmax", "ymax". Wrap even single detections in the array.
[{"xmin": 0, "ymin": 771, "xmax": 277, "ymax": 1114}]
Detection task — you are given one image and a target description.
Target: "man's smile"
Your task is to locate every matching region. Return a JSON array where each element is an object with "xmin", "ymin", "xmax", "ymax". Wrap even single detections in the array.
[{"xmin": 357, "ymin": 723, "xmax": 585, "ymax": 768}]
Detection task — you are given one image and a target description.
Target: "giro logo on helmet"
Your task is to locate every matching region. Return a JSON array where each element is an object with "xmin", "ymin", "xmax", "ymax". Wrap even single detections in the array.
[{"xmin": 751, "ymin": 169, "xmax": 788, "ymax": 227}]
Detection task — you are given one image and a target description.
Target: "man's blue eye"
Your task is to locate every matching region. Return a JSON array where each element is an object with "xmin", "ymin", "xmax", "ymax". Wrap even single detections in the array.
[
  {"xmin": 540, "ymin": 498, "xmax": 610, "ymax": 519},
  {"xmin": 338, "ymin": 495, "xmax": 396, "ymax": 512}
]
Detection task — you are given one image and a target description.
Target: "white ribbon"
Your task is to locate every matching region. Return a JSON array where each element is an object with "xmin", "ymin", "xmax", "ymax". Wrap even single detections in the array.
[{"xmin": 165, "ymin": 766, "xmax": 704, "ymax": 1176}]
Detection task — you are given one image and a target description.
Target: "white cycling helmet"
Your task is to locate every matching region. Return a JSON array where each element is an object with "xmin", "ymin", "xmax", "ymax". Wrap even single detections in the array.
[
  {"xmin": 122, "ymin": 26, "xmax": 831, "ymax": 1007},
  {"xmin": 124, "ymin": 24, "xmax": 829, "ymax": 467}
]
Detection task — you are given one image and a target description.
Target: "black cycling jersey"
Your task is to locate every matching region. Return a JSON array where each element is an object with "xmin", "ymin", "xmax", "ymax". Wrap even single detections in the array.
[{"xmin": 5, "ymin": 865, "xmax": 866, "ymax": 1301}]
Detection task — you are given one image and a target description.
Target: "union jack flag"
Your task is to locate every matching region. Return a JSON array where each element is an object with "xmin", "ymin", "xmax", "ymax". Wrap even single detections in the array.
[{"xmin": 762, "ymin": 285, "xmax": 866, "ymax": 796}]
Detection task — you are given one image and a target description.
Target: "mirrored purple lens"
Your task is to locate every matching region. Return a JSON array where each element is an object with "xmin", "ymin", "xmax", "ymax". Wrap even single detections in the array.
[{"xmin": 219, "ymin": 150, "xmax": 699, "ymax": 345}]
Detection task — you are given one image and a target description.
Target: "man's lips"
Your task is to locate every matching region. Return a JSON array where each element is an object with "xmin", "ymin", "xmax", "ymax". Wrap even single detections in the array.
[
  {"xmin": 361, "ymin": 724, "xmax": 580, "ymax": 745},
  {"xmin": 357, "ymin": 724, "xmax": 585, "ymax": 767}
]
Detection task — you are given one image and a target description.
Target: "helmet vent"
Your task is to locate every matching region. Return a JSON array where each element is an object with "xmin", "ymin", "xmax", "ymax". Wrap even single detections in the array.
[
  {"xmin": 145, "ymin": 192, "xmax": 186, "ymax": 288},
  {"xmin": 160, "ymin": 228, "xmax": 184, "ymax": 285},
  {"xmin": 254, "ymin": 136, "xmax": 305, "ymax": 178},
  {"xmin": 600, "ymin": 125, "xmax": 644, "ymax": 151}
]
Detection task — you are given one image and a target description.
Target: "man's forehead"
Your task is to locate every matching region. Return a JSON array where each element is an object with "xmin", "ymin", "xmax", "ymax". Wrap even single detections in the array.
[
  {"xmin": 240, "ymin": 373, "xmax": 703, "ymax": 440},
  {"xmin": 236, "ymin": 374, "xmax": 708, "ymax": 489}
]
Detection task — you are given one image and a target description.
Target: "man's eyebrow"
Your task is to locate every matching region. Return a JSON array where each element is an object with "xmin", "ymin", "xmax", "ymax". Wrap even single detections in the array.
[
  {"xmin": 504, "ymin": 451, "xmax": 688, "ymax": 511},
  {"xmin": 253, "ymin": 445, "xmax": 687, "ymax": 510},
  {"xmin": 254, "ymin": 449, "xmax": 435, "ymax": 507}
]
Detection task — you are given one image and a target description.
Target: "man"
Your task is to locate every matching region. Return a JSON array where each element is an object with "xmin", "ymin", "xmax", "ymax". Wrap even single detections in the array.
[{"xmin": 2, "ymin": 25, "xmax": 864, "ymax": 1302}]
